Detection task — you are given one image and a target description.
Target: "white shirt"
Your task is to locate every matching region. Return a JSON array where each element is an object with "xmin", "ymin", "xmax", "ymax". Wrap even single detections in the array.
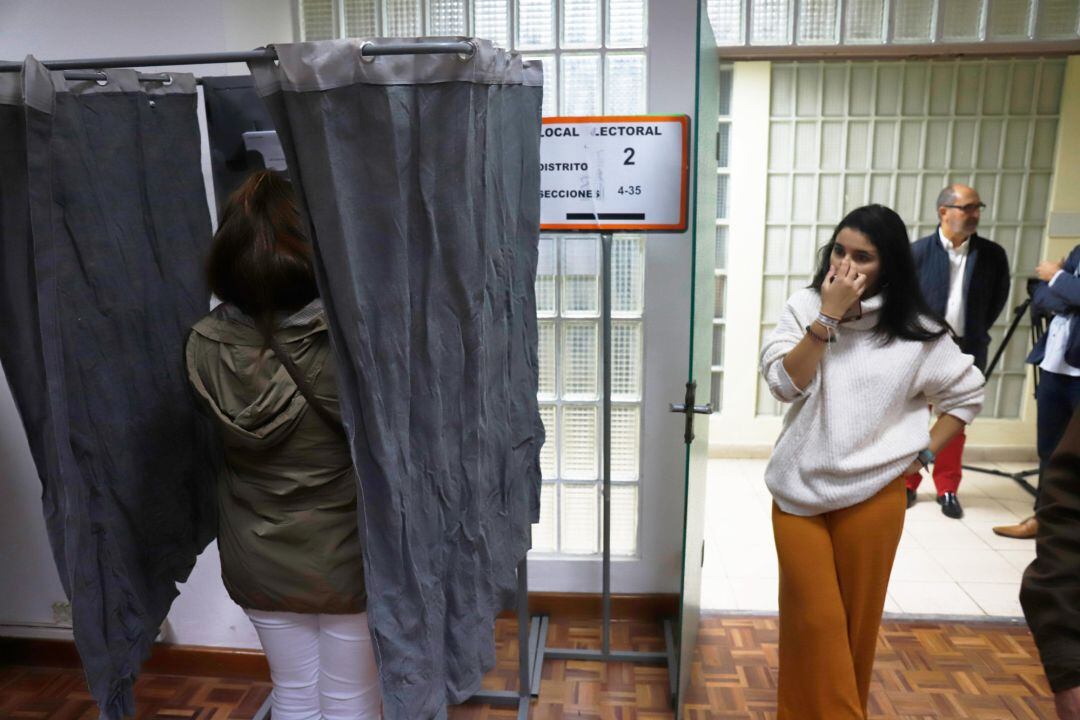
[
  {"xmin": 1040, "ymin": 269, "xmax": 1080, "ymax": 377},
  {"xmin": 938, "ymin": 229, "xmax": 970, "ymax": 337}
]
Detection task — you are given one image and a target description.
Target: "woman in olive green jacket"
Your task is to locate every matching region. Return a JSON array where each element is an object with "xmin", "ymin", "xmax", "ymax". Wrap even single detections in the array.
[{"xmin": 186, "ymin": 170, "xmax": 380, "ymax": 720}]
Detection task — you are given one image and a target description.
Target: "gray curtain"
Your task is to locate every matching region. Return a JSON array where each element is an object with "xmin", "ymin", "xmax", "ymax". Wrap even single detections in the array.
[
  {"xmin": 0, "ymin": 58, "xmax": 219, "ymax": 719},
  {"xmin": 250, "ymin": 38, "xmax": 544, "ymax": 720}
]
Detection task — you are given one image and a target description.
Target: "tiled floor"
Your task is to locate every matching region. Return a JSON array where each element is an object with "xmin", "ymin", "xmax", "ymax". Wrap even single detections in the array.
[{"xmin": 702, "ymin": 458, "xmax": 1040, "ymax": 618}]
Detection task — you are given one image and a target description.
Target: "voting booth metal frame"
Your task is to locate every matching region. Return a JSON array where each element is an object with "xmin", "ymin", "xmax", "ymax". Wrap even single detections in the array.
[
  {"xmin": 532, "ymin": 115, "xmax": 693, "ymax": 709},
  {"xmin": 2, "ymin": 43, "xmax": 538, "ymax": 720}
]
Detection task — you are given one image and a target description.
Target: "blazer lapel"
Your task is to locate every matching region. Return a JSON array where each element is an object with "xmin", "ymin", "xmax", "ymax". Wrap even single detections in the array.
[
  {"xmin": 961, "ymin": 235, "xmax": 981, "ymax": 338},
  {"xmin": 962, "ymin": 235, "xmax": 979, "ymax": 299},
  {"xmin": 923, "ymin": 232, "xmax": 951, "ymax": 315}
]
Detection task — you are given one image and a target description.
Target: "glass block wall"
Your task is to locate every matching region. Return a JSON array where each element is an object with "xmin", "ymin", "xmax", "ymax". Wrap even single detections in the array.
[
  {"xmin": 756, "ymin": 58, "xmax": 1066, "ymax": 419},
  {"xmin": 706, "ymin": 0, "xmax": 1080, "ymax": 46},
  {"xmin": 710, "ymin": 65, "xmax": 734, "ymax": 412},
  {"xmin": 531, "ymin": 235, "xmax": 645, "ymax": 555},
  {"xmin": 297, "ymin": 0, "xmax": 649, "ymax": 556},
  {"xmin": 299, "ymin": 0, "xmax": 648, "ymax": 117}
]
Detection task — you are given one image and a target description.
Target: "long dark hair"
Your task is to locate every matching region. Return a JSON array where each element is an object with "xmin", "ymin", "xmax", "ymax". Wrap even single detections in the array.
[
  {"xmin": 810, "ymin": 204, "xmax": 946, "ymax": 343},
  {"xmin": 206, "ymin": 170, "xmax": 318, "ymax": 341}
]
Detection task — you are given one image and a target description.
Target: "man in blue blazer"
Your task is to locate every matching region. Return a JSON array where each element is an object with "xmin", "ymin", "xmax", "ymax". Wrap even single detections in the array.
[
  {"xmin": 994, "ymin": 243, "xmax": 1080, "ymax": 540},
  {"xmin": 906, "ymin": 184, "xmax": 1011, "ymax": 519}
]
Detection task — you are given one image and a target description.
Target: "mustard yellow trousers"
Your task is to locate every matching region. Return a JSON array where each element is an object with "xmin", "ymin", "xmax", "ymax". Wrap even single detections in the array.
[{"xmin": 772, "ymin": 477, "xmax": 906, "ymax": 720}]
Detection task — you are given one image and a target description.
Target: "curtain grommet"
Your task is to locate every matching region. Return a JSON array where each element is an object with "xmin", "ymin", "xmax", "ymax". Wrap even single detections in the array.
[
  {"xmin": 94, "ymin": 71, "xmax": 108, "ymax": 86},
  {"xmin": 457, "ymin": 41, "xmax": 477, "ymax": 63},
  {"xmin": 359, "ymin": 41, "xmax": 377, "ymax": 64},
  {"xmin": 161, "ymin": 74, "xmax": 173, "ymax": 87}
]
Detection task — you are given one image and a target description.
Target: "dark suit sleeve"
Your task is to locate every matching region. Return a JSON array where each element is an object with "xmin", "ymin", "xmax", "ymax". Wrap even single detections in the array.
[
  {"xmin": 1032, "ymin": 281, "xmax": 1073, "ymax": 318},
  {"xmin": 988, "ymin": 245, "xmax": 1011, "ymax": 326},
  {"xmin": 1049, "ymin": 259, "xmax": 1080, "ymax": 310},
  {"xmin": 911, "ymin": 237, "xmax": 927, "ymax": 265},
  {"xmin": 1064, "ymin": 246, "xmax": 1080, "ymax": 275},
  {"xmin": 1021, "ymin": 407, "xmax": 1080, "ymax": 693}
]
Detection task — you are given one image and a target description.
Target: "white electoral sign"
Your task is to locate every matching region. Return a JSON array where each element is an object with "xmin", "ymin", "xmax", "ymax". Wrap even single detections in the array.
[{"xmin": 539, "ymin": 115, "xmax": 690, "ymax": 232}]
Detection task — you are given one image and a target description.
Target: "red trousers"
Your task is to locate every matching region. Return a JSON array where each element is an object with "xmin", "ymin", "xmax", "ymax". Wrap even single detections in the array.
[{"xmin": 904, "ymin": 429, "xmax": 965, "ymax": 495}]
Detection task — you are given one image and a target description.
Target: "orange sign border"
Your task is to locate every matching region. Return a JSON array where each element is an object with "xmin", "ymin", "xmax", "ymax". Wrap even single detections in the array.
[{"xmin": 539, "ymin": 115, "xmax": 691, "ymax": 233}]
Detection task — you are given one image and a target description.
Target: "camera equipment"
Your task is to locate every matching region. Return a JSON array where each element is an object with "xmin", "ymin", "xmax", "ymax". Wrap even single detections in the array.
[{"xmin": 961, "ymin": 277, "xmax": 1045, "ymax": 496}]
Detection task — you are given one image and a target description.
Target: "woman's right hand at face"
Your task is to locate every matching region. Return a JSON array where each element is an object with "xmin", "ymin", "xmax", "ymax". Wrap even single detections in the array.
[{"xmin": 820, "ymin": 257, "xmax": 867, "ymax": 319}]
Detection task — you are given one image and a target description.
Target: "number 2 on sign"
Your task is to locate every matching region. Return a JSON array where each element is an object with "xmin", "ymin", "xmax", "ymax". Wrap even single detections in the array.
[
  {"xmin": 623, "ymin": 147, "xmax": 636, "ymax": 165},
  {"xmin": 617, "ymin": 185, "xmax": 642, "ymax": 196}
]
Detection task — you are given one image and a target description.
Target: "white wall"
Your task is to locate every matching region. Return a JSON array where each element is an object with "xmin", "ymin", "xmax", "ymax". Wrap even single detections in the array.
[
  {"xmin": 1047, "ymin": 56, "xmax": 1080, "ymax": 262},
  {"xmin": 0, "ymin": 361, "xmax": 70, "ymax": 636},
  {"xmin": 0, "ymin": 0, "xmax": 294, "ymax": 69},
  {"xmin": 0, "ymin": 0, "xmax": 291, "ymax": 649}
]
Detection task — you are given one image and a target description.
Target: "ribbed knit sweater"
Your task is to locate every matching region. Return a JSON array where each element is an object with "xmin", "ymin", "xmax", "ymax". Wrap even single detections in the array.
[{"xmin": 760, "ymin": 289, "xmax": 985, "ymax": 516}]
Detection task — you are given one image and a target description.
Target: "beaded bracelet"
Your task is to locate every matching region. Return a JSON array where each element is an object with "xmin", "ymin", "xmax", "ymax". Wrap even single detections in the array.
[
  {"xmin": 805, "ymin": 324, "xmax": 832, "ymax": 343},
  {"xmin": 815, "ymin": 311, "xmax": 840, "ymax": 330}
]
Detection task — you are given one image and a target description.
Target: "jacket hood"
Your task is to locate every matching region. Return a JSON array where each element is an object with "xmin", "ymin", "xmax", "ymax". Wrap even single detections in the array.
[
  {"xmin": 186, "ymin": 299, "xmax": 331, "ymax": 450},
  {"xmin": 193, "ymin": 299, "xmax": 328, "ymax": 345}
]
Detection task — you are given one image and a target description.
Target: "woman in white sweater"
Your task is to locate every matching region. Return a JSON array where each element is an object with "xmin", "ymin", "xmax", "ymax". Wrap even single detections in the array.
[{"xmin": 760, "ymin": 204, "xmax": 984, "ymax": 720}]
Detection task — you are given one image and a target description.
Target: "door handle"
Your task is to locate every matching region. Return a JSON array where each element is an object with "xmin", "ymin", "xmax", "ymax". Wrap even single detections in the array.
[
  {"xmin": 669, "ymin": 381, "xmax": 712, "ymax": 444},
  {"xmin": 668, "ymin": 403, "xmax": 713, "ymax": 414}
]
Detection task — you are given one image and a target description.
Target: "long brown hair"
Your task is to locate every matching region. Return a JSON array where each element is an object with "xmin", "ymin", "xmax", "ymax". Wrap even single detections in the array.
[{"xmin": 206, "ymin": 170, "xmax": 318, "ymax": 341}]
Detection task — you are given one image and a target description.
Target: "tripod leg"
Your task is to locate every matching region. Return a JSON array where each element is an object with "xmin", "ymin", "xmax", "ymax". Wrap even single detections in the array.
[{"xmin": 983, "ymin": 298, "xmax": 1031, "ymax": 381}]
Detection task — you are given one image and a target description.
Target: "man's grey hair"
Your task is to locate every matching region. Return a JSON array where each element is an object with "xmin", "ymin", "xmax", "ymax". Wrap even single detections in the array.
[{"xmin": 936, "ymin": 186, "xmax": 959, "ymax": 209}]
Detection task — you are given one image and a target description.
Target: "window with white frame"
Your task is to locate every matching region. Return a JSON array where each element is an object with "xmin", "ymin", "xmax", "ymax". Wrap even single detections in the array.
[
  {"xmin": 756, "ymin": 58, "xmax": 1065, "ymax": 419},
  {"xmin": 711, "ymin": 64, "xmax": 734, "ymax": 412},
  {"xmin": 296, "ymin": 0, "xmax": 649, "ymax": 556},
  {"xmin": 298, "ymin": 0, "xmax": 648, "ymax": 116},
  {"xmin": 706, "ymin": 0, "xmax": 1080, "ymax": 47}
]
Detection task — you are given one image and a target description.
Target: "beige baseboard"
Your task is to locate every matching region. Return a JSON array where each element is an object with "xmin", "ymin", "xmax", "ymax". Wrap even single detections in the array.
[
  {"xmin": 960, "ymin": 446, "xmax": 1039, "ymax": 463},
  {"xmin": 709, "ymin": 444, "xmax": 772, "ymax": 458}
]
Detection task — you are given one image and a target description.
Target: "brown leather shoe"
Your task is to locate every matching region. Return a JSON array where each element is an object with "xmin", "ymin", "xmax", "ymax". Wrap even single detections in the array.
[{"xmin": 992, "ymin": 516, "xmax": 1038, "ymax": 539}]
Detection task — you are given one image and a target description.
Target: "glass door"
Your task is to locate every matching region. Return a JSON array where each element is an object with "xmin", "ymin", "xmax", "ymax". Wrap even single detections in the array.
[{"xmin": 674, "ymin": 2, "xmax": 719, "ymax": 715}]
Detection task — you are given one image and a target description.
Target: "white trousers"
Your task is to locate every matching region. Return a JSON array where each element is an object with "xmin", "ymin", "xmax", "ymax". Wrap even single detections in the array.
[{"xmin": 246, "ymin": 609, "xmax": 382, "ymax": 720}]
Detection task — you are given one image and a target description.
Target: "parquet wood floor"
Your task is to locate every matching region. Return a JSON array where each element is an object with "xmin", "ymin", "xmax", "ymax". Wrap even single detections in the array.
[
  {"xmin": 0, "ymin": 615, "xmax": 1057, "ymax": 719},
  {"xmin": 0, "ymin": 667, "xmax": 271, "ymax": 720},
  {"xmin": 681, "ymin": 617, "xmax": 1055, "ymax": 720}
]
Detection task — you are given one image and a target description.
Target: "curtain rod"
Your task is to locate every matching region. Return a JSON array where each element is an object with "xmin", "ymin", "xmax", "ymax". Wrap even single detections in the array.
[{"xmin": 0, "ymin": 41, "xmax": 478, "ymax": 74}]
